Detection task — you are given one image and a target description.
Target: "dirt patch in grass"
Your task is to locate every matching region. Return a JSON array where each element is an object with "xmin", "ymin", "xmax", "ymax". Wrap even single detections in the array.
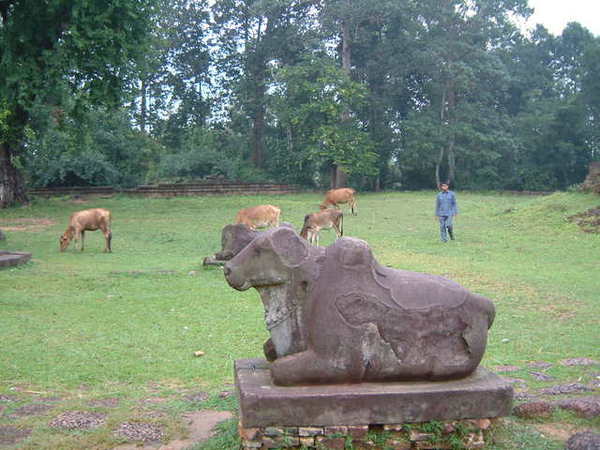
[
  {"xmin": 49, "ymin": 410, "xmax": 107, "ymax": 430},
  {"xmin": 535, "ymin": 423, "xmax": 589, "ymax": 442},
  {"xmin": 0, "ymin": 218, "xmax": 57, "ymax": 232},
  {"xmin": 0, "ymin": 425, "xmax": 31, "ymax": 446},
  {"xmin": 113, "ymin": 410, "xmax": 233, "ymax": 450},
  {"xmin": 568, "ymin": 207, "xmax": 600, "ymax": 233},
  {"xmin": 10, "ymin": 403, "xmax": 55, "ymax": 417}
]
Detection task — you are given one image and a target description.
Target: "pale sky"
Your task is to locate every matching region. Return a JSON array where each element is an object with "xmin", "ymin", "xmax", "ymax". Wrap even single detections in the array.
[{"xmin": 525, "ymin": 0, "xmax": 600, "ymax": 36}]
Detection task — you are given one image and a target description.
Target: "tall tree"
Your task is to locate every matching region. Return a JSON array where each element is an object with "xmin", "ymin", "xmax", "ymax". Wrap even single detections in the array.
[
  {"xmin": 0, "ymin": 0, "xmax": 156, "ymax": 207},
  {"xmin": 399, "ymin": 0, "xmax": 531, "ymax": 187},
  {"xmin": 212, "ymin": 0, "xmax": 317, "ymax": 169}
]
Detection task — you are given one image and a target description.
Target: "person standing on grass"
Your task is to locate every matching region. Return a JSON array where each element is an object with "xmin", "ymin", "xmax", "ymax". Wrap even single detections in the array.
[{"xmin": 435, "ymin": 182, "xmax": 458, "ymax": 242}]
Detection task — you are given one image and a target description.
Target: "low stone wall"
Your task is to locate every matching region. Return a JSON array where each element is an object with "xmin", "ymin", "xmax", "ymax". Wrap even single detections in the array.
[
  {"xmin": 239, "ymin": 418, "xmax": 494, "ymax": 449},
  {"xmin": 28, "ymin": 182, "xmax": 300, "ymax": 198}
]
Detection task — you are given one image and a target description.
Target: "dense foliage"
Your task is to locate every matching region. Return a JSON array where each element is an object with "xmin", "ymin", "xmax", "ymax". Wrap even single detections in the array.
[{"xmin": 2, "ymin": 0, "xmax": 600, "ymax": 204}]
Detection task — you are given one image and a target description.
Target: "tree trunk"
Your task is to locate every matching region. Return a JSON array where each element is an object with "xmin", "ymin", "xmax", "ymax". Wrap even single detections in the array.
[
  {"xmin": 250, "ymin": 17, "xmax": 267, "ymax": 169},
  {"xmin": 251, "ymin": 100, "xmax": 265, "ymax": 168},
  {"xmin": 0, "ymin": 143, "xmax": 28, "ymax": 208},
  {"xmin": 332, "ymin": 17, "xmax": 352, "ymax": 188},
  {"xmin": 435, "ymin": 85, "xmax": 447, "ymax": 188},
  {"xmin": 140, "ymin": 78, "xmax": 148, "ymax": 132}
]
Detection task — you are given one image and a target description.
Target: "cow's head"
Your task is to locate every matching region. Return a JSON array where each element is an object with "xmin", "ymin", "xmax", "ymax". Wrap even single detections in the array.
[
  {"xmin": 59, "ymin": 229, "xmax": 74, "ymax": 252},
  {"xmin": 224, "ymin": 227, "xmax": 309, "ymax": 291}
]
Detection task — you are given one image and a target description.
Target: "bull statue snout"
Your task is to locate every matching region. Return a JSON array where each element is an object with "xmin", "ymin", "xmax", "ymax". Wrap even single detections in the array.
[
  {"xmin": 222, "ymin": 227, "xmax": 495, "ymax": 386},
  {"xmin": 223, "ymin": 261, "xmax": 251, "ymax": 291}
]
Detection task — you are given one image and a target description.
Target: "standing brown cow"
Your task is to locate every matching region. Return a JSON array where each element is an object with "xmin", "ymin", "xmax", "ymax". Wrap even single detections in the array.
[
  {"xmin": 59, "ymin": 208, "xmax": 112, "ymax": 252},
  {"xmin": 300, "ymin": 209, "xmax": 343, "ymax": 246},
  {"xmin": 320, "ymin": 188, "xmax": 357, "ymax": 216},
  {"xmin": 235, "ymin": 205, "xmax": 281, "ymax": 230}
]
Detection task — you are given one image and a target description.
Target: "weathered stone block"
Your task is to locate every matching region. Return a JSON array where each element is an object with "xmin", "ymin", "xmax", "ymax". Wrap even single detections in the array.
[
  {"xmin": 298, "ymin": 426, "xmax": 324, "ymax": 437},
  {"xmin": 385, "ymin": 438, "xmax": 413, "ymax": 449},
  {"xmin": 241, "ymin": 439, "xmax": 262, "ymax": 448},
  {"xmin": 409, "ymin": 430, "xmax": 435, "ymax": 442},
  {"xmin": 236, "ymin": 359, "xmax": 513, "ymax": 427},
  {"xmin": 263, "ymin": 426, "xmax": 284, "ymax": 437},
  {"xmin": 324, "ymin": 425, "xmax": 348, "ymax": 436},
  {"xmin": 346, "ymin": 425, "xmax": 369, "ymax": 440},
  {"xmin": 299, "ymin": 436, "xmax": 315, "ymax": 448},
  {"xmin": 316, "ymin": 436, "xmax": 346, "ymax": 449}
]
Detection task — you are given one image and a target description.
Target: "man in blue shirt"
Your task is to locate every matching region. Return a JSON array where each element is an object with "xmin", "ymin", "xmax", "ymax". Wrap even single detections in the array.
[{"xmin": 435, "ymin": 182, "xmax": 458, "ymax": 242}]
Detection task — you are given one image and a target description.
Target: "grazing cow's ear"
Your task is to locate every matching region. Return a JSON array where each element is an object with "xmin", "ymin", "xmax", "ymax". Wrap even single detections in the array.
[{"xmin": 269, "ymin": 227, "xmax": 309, "ymax": 268}]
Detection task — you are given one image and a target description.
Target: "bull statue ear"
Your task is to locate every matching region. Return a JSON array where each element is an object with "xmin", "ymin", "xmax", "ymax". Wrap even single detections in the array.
[
  {"xmin": 335, "ymin": 237, "xmax": 373, "ymax": 269},
  {"xmin": 269, "ymin": 227, "xmax": 309, "ymax": 268}
]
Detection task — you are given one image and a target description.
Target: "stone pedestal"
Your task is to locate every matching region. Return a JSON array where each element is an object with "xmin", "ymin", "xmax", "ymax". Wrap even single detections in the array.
[
  {"xmin": 236, "ymin": 358, "xmax": 513, "ymax": 448},
  {"xmin": 0, "ymin": 251, "xmax": 31, "ymax": 268}
]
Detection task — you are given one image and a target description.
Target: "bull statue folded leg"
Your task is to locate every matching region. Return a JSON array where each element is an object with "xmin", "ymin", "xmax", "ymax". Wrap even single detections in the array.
[{"xmin": 224, "ymin": 227, "xmax": 495, "ymax": 386}]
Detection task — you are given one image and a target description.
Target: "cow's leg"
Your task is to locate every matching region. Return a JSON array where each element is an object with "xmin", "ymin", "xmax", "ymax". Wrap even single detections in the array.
[
  {"xmin": 104, "ymin": 229, "xmax": 112, "ymax": 252},
  {"xmin": 79, "ymin": 230, "xmax": 85, "ymax": 251},
  {"xmin": 351, "ymin": 198, "xmax": 357, "ymax": 216},
  {"xmin": 334, "ymin": 223, "xmax": 342, "ymax": 238}
]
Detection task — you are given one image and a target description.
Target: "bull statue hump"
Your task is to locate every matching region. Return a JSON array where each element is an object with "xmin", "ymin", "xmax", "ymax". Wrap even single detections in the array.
[{"xmin": 224, "ymin": 227, "xmax": 495, "ymax": 386}]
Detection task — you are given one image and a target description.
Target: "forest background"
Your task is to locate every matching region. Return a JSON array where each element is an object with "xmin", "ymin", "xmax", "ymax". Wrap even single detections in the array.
[{"xmin": 2, "ymin": 0, "xmax": 600, "ymax": 208}]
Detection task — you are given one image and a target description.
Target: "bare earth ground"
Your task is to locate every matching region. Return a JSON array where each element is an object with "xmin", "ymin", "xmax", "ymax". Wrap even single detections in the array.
[{"xmin": 0, "ymin": 218, "xmax": 56, "ymax": 232}]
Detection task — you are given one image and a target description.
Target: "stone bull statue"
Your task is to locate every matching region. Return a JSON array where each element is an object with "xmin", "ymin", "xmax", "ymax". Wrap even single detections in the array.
[{"xmin": 224, "ymin": 227, "xmax": 496, "ymax": 386}]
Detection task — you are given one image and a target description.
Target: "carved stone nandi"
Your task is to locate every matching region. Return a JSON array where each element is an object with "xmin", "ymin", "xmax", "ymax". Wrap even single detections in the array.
[{"xmin": 224, "ymin": 227, "xmax": 495, "ymax": 386}]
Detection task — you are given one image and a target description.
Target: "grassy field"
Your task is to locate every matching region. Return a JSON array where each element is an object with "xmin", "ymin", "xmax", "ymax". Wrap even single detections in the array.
[{"xmin": 0, "ymin": 191, "xmax": 599, "ymax": 449}]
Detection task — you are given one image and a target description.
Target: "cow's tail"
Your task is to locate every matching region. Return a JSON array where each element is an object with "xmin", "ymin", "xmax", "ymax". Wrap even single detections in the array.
[{"xmin": 299, "ymin": 214, "xmax": 311, "ymax": 239}]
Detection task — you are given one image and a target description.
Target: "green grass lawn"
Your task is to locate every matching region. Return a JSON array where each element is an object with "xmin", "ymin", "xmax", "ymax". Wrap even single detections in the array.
[{"xmin": 1, "ymin": 191, "xmax": 599, "ymax": 449}]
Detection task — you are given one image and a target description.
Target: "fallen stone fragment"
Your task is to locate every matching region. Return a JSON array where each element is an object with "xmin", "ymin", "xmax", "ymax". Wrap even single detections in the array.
[
  {"xmin": 529, "ymin": 371, "xmax": 555, "ymax": 381},
  {"xmin": 560, "ymin": 358, "xmax": 600, "ymax": 367},
  {"xmin": 185, "ymin": 391, "xmax": 209, "ymax": 403},
  {"xmin": 556, "ymin": 396, "xmax": 600, "ymax": 419},
  {"xmin": 513, "ymin": 401, "xmax": 555, "ymax": 418},
  {"xmin": 539, "ymin": 383, "xmax": 593, "ymax": 395},
  {"xmin": 49, "ymin": 411, "xmax": 107, "ymax": 430},
  {"xmin": 565, "ymin": 431, "xmax": 600, "ymax": 450}
]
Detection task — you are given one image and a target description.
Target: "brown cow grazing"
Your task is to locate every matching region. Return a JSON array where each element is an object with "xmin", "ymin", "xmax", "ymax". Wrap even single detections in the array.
[
  {"xmin": 235, "ymin": 205, "xmax": 281, "ymax": 230},
  {"xmin": 59, "ymin": 208, "xmax": 112, "ymax": 252},
  {"xmin": 300, "ymin": 209, "xmax": 343, "ymax": 246},
  {"xmin": 320, "ymin": 188, "xmax": 357, "ymax": 216}
]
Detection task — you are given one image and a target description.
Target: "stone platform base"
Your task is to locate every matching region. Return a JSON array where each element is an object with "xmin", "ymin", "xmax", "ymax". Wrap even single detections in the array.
[
  {"xmin": 239, "ymin": 418, "xmax": 496, "ymax": 449},
  {"xmin": 0, "ymin": 251, "xmax": 31, "ymax": 269},
  {"xmin": 235, "ymin": 359, "xmax": 513, "ymax": 448}
]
